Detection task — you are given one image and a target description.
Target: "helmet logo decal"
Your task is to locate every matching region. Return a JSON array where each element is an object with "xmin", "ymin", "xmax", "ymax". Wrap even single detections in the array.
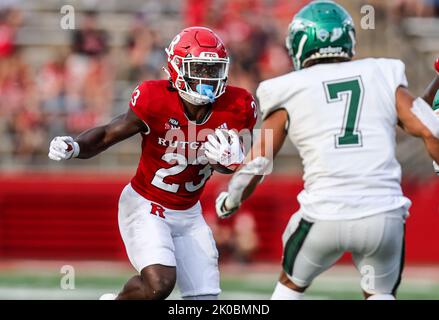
[
  {"xmin": 330, "ymin": 28, "xmax": 343, "ymax": 42},
  {"xmin": 319, "ymin": 47, "xmax": 343, "ymax": 54},
  {"xmin": 167, "ymin": 34, "xmax": 181, "ymax": 56},
  {"xmin": 200, "ymin": 52, "xmax": 219, "ymax": 58},
  {"xmin": 317, "ymin": 29, "xmax": 329, "ymax": 42}
]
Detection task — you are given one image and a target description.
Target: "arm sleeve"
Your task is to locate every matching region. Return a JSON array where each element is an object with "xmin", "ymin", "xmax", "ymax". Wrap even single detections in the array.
[{"xmin": 129, "ymin": 82, "xmax": 150, "ymax": 123}]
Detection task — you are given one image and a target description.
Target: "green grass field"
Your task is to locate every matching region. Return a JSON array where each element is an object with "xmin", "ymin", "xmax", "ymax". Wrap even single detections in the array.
[{"xmin": 0, "ymin": 261, "xmax": 438, "ymax": 300}]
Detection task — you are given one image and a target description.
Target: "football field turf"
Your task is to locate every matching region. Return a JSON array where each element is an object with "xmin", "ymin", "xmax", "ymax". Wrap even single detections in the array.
[{"xmin": 0, "ymin": 261, "xmax": 438, "ymax": 300}]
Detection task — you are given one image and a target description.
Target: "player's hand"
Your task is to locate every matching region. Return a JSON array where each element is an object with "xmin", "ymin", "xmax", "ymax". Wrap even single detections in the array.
[
  {"xmin": 48, "ymin": 136, "xmax": 80, "ymax": 161},
  {"xmin": 433, "ymin": 161, "xmax": 439, "ymax": 176},
  {"xmin": 432, "ymin": 60, "xmax": 439, "ymax": 174},
  {"xmin": 204, "ymin": 129, "xmax": 245, "ymax": 170},
  {"xmin": 215, "ymin": 192, "xmax": 239, "ymax": 219}
]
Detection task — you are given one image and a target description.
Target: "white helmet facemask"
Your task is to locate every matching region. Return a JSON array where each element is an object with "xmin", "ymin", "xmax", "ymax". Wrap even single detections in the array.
[{"xmin": 166, "ymin": 50, "xmax": 229, "ymax": 105}]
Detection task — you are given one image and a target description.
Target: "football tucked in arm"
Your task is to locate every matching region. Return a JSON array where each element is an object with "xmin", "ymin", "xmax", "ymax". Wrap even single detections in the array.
[
  {"xmin": 209, "ymin": 162, "xmax": 236, "ymax": 174},
  {"xmin": 204, "ymin": 129, "xmax": 245, "ymax": 174}
]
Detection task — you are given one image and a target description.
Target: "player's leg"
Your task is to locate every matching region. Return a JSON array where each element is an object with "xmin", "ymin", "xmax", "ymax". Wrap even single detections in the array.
[
  {"xmin": 101, "ymin": 261, "xmax": 176, "ymax": 300},
  {"xmin": 271, "ymin": 270, "xmax": 307, "ymax": 300},
  {"xmin": 272, "ymin": 212, "xmax": 343, "ymax": 300},
  {"xmin": 351, "ymin": 212, "xmax": 405, "ymax": 300},
  {"xmin": 117, "ymin": 264, "xmax": 176, "ymax": 300},
  {"xmin": 172, "ymin": 203, "xmax": 221, "ymax": 300},
  {"xmin": 116, "ymin": 184, "xmax": 178, "ymax": 300}
]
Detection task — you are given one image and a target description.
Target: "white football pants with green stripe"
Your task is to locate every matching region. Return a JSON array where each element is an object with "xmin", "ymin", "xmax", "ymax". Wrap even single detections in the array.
[{"xmin": 281, "ymin": 209, "xmax": 406, "ymax": 295}]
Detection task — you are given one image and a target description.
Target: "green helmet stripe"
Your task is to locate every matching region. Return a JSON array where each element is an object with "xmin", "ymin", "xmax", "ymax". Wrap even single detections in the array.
[
  {"xmin": 296, "ymin": 34, "xmax": 308, "ymax": 61},
  {"xmin": 349, "ymin": 30, "xmax": 356, "ymax": 55}
]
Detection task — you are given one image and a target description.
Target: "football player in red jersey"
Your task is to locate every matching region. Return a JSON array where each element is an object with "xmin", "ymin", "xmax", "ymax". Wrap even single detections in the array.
[{"xmin": 48, "ymin": 27, "xmax": 258, "ymax": 300}]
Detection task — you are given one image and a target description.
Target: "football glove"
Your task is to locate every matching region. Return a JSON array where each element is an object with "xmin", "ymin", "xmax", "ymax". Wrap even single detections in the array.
[
  {"xmin": 48, "ymin": 136, "xmax": 80, "ymax": 161},
  {"xmin": 215, "ymin": 191, "xmax": 240, "ymax": 219},
  {"xmin": 204, "ymin": 129, "xmax": 245, "ymax": 171},
  {"xmin": 434, "ymin": 161, "xmax": 439, "ymax": 176},
  {"xmin": 432, "ymin": 57, "xmax": 439, "ymax": 175}
]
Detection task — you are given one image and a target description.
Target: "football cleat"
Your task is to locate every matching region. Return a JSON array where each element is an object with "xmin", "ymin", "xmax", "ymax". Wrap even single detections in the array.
[{"xmin": 99, "ymin": 293, "xmax": 117, "ymax": 300}]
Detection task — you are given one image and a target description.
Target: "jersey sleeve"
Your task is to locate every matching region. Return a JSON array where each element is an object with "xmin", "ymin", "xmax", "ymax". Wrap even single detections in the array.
[
  {"xmin": 245, "ymin": 92, "xmax": 258, "ymax": 130},
  {"xmin": 129, "ymin": 81, "xmax": 150, "ymax": 123},
  {"xmin": 377, "ymin": 59, "xmax": 408, "ymax": 92},
  {"xmin": 256, "ymin": 74, "xmax": 293, "ymax": 121}
]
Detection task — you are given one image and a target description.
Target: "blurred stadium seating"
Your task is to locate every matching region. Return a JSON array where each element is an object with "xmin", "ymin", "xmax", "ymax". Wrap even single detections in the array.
[
  {"xmin": 0, "ymin": 0, "xmax": 439, "ymax": 299},
  {"xmin": 0, "ymin": 0, "xmax": 438, "ymax": 174}
]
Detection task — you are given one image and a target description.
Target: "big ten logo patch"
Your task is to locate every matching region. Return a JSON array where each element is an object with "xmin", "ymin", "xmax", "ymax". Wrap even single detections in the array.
[
  {"xmin": 165, "ymin": 118, "xmax": 180, "ymax": 130},
  {"xmin": 150, "ymin": 203, "xmax": 166, "ymax": 219}
]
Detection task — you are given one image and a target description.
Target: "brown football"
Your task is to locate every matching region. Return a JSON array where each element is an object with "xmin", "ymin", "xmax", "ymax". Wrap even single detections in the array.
[{"xmin": 209, "ymin": 162, "xmax": 235, "ymax": 174}]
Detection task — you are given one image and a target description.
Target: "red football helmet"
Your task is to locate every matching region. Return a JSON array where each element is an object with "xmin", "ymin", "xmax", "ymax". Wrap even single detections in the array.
[{"xmin": 165, "ymin": 26, "xmax": 230, "ymax": 105}]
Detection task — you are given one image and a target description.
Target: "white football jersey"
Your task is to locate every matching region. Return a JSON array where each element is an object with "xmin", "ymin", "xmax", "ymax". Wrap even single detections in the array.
[{"xmin": 257, "ymin": 58, "xmax": 412, "ymax": 220}]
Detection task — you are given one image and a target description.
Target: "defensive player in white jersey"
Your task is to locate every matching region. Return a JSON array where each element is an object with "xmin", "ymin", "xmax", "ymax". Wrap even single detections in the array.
[{"xmin": 215, "ymin": 1, "xmax": 439, "ymax": 300}]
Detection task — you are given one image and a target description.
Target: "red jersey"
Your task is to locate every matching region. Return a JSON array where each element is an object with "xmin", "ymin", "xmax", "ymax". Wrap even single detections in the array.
[{"xmin": 129, "ymin": 80, "xmax": 258, "ymax": 210}]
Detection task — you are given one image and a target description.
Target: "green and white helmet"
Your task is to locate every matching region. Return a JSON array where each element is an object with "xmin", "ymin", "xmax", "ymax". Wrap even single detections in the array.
[{"xmin": 286, "ymin": 0, "xmax": 356, "ymax": 71}]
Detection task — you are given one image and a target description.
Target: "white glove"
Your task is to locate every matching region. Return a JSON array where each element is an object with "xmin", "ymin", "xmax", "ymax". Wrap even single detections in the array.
[
  {"xmin": 204, "ymin": 129, "xmax": 245, "ymax": 170},
  {"xmin": 48, "ymin": 136, "xmax": 80, "ymax": 161},
  {"xmin": 434, "ymin": 161, "xmax": 439, "ymax": 175},
  {"xmin": 215, "ymin": 192, "xmax": 240, "ymax": 219}
]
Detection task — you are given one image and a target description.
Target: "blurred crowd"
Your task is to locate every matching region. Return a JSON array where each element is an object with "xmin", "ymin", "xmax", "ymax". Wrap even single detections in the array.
[
  {"xmin": 368, "ymin": 0, "xmax": 439, "ymax": 18},
  {"xmin": 0, "ymin": 0, "xmax": 310, "ymax": 162},
  {"xmin": 1, "ymin": 0, "xmax": 439, "ymax": 163},
  {"xmin": 206, "ymin": 210, "xmax": 260, "ymax": 263}
]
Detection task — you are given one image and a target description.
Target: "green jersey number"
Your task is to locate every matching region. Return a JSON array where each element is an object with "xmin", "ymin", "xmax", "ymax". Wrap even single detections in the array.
[{"xmin": 324, "ymin": 77, "xmax": 364, "ymax": 148}]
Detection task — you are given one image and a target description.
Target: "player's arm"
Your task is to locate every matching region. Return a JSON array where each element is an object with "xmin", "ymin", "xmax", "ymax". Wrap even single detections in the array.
[
  {"xmin": 396, "ymin": 86, "xmax": 439, "ymax": 164},
  {"xmin": 215, "ymin": 109, "xmax": 288, "ymax": 218},
  {"xmin": 48, "ymin": 108, "xmax": 148, "ymax": 161},
  {"xmin": 204, "ymin": 93, "xmax": 259, "ymax": 174},
  {"xmin": 421, "ymin": 58, "xmax": 439, "ymax": 106}
]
